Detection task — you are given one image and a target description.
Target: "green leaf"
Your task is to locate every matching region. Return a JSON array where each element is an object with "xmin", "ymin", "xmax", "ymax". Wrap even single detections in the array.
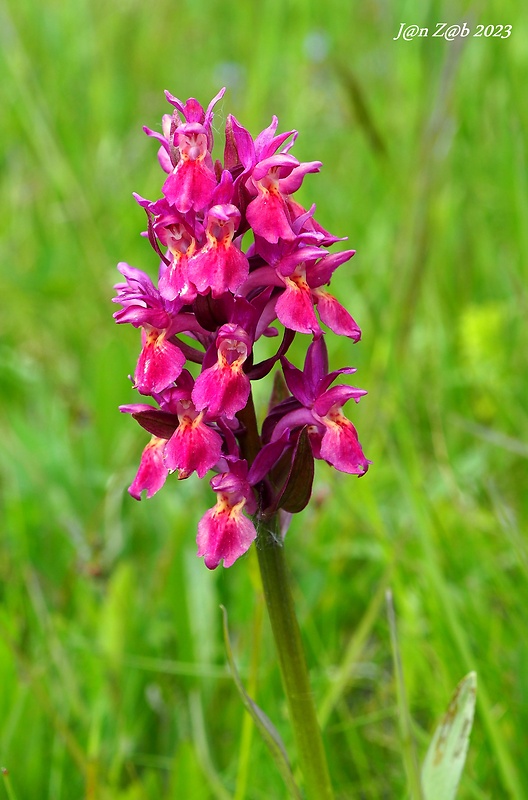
[
  {"xmin": 421, "ymin": 671, "xmax": 477, "ymax": 800},
  {"xmin": 220, "ymin": 606, "xmax": 303, "ymax": 800}
]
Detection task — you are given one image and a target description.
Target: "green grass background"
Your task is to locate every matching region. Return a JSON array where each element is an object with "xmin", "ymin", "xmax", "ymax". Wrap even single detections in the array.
[{"xmin": 1, "ymin": 0, "xmax": 527, "ymax": 797}]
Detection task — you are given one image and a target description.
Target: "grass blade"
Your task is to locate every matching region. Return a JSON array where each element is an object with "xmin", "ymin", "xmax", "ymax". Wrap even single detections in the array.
[{"xmin": 221, "ymin": 605, "xmax": 302, "ymax": 800}]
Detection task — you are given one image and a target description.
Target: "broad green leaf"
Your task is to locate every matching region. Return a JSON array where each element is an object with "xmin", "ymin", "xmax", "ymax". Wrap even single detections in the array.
[
  {"xmin": 220, "ymin": 606, "xmax": 302, "ymax": 800},
  {"xmin": 421, "ymin": 672, "xmax": 477, "ymax": 800}
]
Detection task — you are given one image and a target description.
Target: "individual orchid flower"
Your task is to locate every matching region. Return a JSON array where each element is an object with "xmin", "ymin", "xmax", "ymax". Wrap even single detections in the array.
[
  {"xmin": 269, "ymin": 338, "xmax": 370, "ymax": 476},
  {"xmin": 187, "ymin": 203, "xmax": 249, "ymax": 297},
  {"xmin": 162, "ymin": 122, "xmax": 217, "ymax": 213},
  {"xmin": 112, "ymin": 262, "xmax": 186, "ymax": 394},
  {"xmin": 164, "ymin": 407, "xmax": 223, "ymax": 479},
  {"xmin": 224, "ymin": 113, "xmax": 298, "ymax": 187},
  {"xmin": 160, "ymin": 89, "xmax": 225, "ymax": 214},
  {"xmin": 113, "ymin": 261, "xmax": 175, "ymax": 329},
  {"xmin": 133, "ymin": 327, "xmax": 187, "ymax": 395},
  {"xmin": 276, "ymin": 248, "xmax": 362, "ymax": 340},
  {"xmin": 192, "ymin": 324, "xmax": 252, "ymax": 419},
  {"xmin": 239, "ymin": 245, "xmax": 361, "ymax": 340},
  {"xmin": 245, "ymin": 154, "xmax": 322, "ymax": 243},
  {"xmin": 164, "ymin": 87, "xmax": 226, "ymax": 151},
  {"xmin": 121, "ymin": 373, "xmax": 223, "ymax": 483},
  {"xmin": 196, "ymin": 459, "xmax": 257, "ymax": 569},
  {"xmin": 133, "ymin": 195, "xmax": 199, "ymax": 303},
  {"xmin": 143, "ymin": 89, "xmax": 225, "ymax": 207}
]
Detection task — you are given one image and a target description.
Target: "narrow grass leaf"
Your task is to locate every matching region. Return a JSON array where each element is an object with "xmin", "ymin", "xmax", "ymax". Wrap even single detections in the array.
[
  {"xmin": 221, "ymin": 605, "xmax": 302, "ymax": 800},
  {"xmin": 386, "ymin": 589, "xmax": 424, "ymax": 800},
  {"xmin": 1, "ymin": 768, "xmax": 19, "ymax": 800}
]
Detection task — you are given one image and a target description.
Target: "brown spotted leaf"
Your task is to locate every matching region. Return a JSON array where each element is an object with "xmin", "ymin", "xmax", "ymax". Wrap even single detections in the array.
[{"xmin": 421, "ymin": 671, "xmax": 477, "ymax": 800}]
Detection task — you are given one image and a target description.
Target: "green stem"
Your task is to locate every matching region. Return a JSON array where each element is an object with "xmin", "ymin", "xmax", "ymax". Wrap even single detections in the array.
[
  {"xmin": 237, "ymin": 391, "xmax": 333, "ymax": 798},
  {"xmin": 255, "ymin": 516, "xmax": 334, "ymax": 800}
]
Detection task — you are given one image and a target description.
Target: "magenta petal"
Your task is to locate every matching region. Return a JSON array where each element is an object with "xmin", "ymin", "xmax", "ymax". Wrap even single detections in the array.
[
  {"xmin": 164, "ymin": 416, "xmax": 222, "ymax": 478},
  {"xmin": 219, "ymin": 245, "xmax": 251, "ymax": 294},
  {"xmin": 210, "ymin": 170, "xmax": 235, "ymax": 206},
  {"xmin": 307, "ymin": 250, "xmax": 356, "ymax": 288},
  {"xmin": 134, "ymin": 333, "xmax": 186, "ymax": 394},
  {"xmin": 252, "ymin": 154, "xmax": 299, "ymax": 182},
  {"xmin": 162, "ymin": 160, "xmax": 217, "ymax": 213},
  {"xmin": 281, "ymin": 357, "xmax": 313, "ymax": 406},
  {"xmin": 237, "ymin": 266, "xmax": 282, "ymax": 296},
  {"xmin": 224, "ymin": 114, "xmax": 255, "ymax": 171},
  {"xmin": 114, "ymin": 305, "xmax": 170, "ymax": 329},
  {"xmin": 303, "ymin": 336, "xmax": 329, "ymax": 394},
  {"xmin": 275, "ymin": 282, "xmax": 320, "ymax": 335},
  {"xmin": 192, "ymin": 363, "xmax": 250, "ymax": 419},
  {"xmin": 253, "ymin": 116, "xmax": 279, "ymax": 156},
  {"xmin": 315, "ymin": 290, "xmax": 361, "ymax": 341},
  {"xmin": 314, "ymin": 384, "xmax": 367, "ymax": 417},
  {"xmin": 276, "ymin": 247, "xmax": 323, "ymax": 278},
  {"xmin": 158, "ymin": 147, "xmax": 173, "ymax": 174},
  {"xmin": 246, "ymin": 191, "xmax": 296, "ymax": 243},
  {"xmin": 247, "ymin": 434, "xmax": 290, "ymax": 485},
  {"xmin": 159, "ymin": 256, "xmax": 197, "ymax": 303},
  {"xmin": 129, "ymin": 437, "xmax": 168, "ymax": 499},
  {"xmin": 319, "ymin": 413, "xmax": 370, "ymax": 475},
  {"xmin": 278, "ymin": 160, "xmax": 322, "ymax": 194},
  {"xmin": 188, "ymin": 244, "xmax": 249, "ymax": 297},
  {"xmin": 270, "ymin": 407, "xmax": 315, "ymax": 442},
  {"xmin": 197, "ymin": 503, "xmax": 257, "ymax": 569}
]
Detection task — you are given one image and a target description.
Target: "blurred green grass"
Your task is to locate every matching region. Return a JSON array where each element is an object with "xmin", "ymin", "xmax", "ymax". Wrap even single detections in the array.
[{"xmin": 1, "ymin": 0, "xmax": 527, "ymax": 797}]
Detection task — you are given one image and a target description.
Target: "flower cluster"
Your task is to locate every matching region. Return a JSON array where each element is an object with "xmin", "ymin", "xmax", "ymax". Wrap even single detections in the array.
[{"xmin": 114, "ymin": 88, "xmax": 370, "ymax": 569}]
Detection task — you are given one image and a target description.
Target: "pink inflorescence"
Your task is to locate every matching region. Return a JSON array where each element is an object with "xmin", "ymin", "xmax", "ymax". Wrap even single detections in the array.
[{"xmin": 113, "ymin": 88, "xmax": 370, "ymax": 569}]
